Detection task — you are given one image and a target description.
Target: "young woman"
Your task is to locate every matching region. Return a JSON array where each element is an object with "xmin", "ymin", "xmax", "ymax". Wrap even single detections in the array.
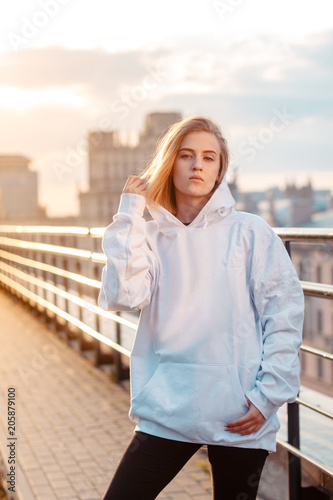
[{"xmin": 98, "ymin": 115, "xmax": 304, "ymax": 500}]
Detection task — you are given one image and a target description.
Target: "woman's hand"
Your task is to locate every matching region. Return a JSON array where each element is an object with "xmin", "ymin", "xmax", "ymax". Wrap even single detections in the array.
[
  {"xmin": 225, "ymin": 397, "xmax": 266, "ymax": 435},
  {"xmin": 123, "ymin": 175, "xmax": 147, "ymax": 197}
]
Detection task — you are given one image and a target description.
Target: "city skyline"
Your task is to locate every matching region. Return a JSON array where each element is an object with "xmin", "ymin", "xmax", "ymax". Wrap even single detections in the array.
[{"xmin": 0, "ymin": 0, "xmax": 332, "ymax": 216}]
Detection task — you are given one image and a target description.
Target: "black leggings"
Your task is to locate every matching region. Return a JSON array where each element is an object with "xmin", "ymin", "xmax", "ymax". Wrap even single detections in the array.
[{"xmin": 102, "ymin": 431, "xmax": 268, "ymax": 500}]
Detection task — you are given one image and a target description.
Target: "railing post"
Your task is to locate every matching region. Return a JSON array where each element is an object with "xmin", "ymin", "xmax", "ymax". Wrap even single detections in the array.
[
  {"xmin": 41, "ymin": 252, "xmax": 51, "ymax": 327},
  {"xmin": 8, "ymin": 234, "xmax": 14, "ymax": 296},
  {"xmin": 62, "ymin": 254, "xmax": 73, "ymax": 341},
  {"xmin": 288, "ymin": 402, "xmax": 302, "ymax": 500},
  {"xmin": 60, "ymin": 235, "xmax": 75, "ymax": 343},
  {"xmin": 285, "ymin": 240, "xmax": 291, "ymax": 258},
  {"xmin": 15, "ymin": 232, "xmax": 22, "ymax": 301},
  {"xmin": 94, "ymin": 264, "xmax": 102, "ymax": 365},
  {"xmin": 51, "ymin": 254, "xmax": 61, "ymax": 335},
  {"xmin": 27, "ymin": 235, "xmax": 35, "ymax": 311},
  {"xmin": 4, "ymin": 235, "xmax": 11, "ymax": 296},
  {"xmin": 61, "ymin": 238, "xmax": 69, "ymax": 314},
  {"xmin": 34, "ymin": 233, "xmax": 43, "ymax": 319},
  {"xmin": 93, "ymin": 263, "xmax": 113, "ymax": 367},
  {"xmin": 285, "ymin": 239, "xmax": 302, "ymax": 500},
  {"xmin": 76, "ymin": 260, "xmax": 84, "ymax": 351},
  {"xmin": 76, "ymin": 261, "xmax": 95, "ymax": 355},
  {"xmin": 31, "ymin": 248, "xmax": 39, "ymax": 318}
]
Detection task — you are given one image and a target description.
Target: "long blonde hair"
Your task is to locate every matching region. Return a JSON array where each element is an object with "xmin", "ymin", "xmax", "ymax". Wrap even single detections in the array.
[{"xmin": 141, "ymin": 115, "xmax": 229, "ymax": 213}]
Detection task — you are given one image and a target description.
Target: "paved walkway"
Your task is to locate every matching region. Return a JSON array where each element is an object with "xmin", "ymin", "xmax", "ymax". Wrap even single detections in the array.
[{"xmin": 0, "ymin": 290, "xmax": 212, "ymax": 500}]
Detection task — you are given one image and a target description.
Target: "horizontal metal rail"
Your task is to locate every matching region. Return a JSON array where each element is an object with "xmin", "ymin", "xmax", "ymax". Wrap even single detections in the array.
[
  {"xmin": 1, "ymin": 225, "xmax": 333, "ymax": 241},
  {"xmin": 274, "ymin": 227, "xmax": 333, "ymax": 242},
  {"xmin": 2, "ymin": 252, "xmax": 330, "ymax": 358},
  {"xmin": 300, "ymin": 344, "xmax": 333, "ymax": 361},
  {"xmin": 0, "ymin": 236, "xmax": 106, "ymax": 262},
  {"xmin": 89, "ymin": 228, "xmax": 106, "ymax": 237},
  {"xmin": 0, "ymin": 225, "xmax": 90, "ymax": 235},
  {"xmin": 0, "ymin": 236, "xmax": 92, "ymax": 259},
  {"xmin": 295, "ymin": 396, "xmax": 333, "ymax": 420},
  {"xmin": 0, "ymin": 270, "xmax": 132, "ymax": 357},
  {"xmin": 276, "ymin": 439, "xmax": 333, "ymax": 479},
  {"xmin": 0, "ymin": 260, "xmax": 137, "ymax": 331},
  {"xmin": 0, "ymin": 249, "xmax": 101, "ymax": 288},
  {"xmin": 0, "ymin": 224, "xmax": 104, "ymax": 238},
  {"xmin": 301, "ymin": 280, "xmax": 333, "ymax": 299},
  {"xmin": 3, "ymin": 238, "xmax": 332, "ymax": 297}
]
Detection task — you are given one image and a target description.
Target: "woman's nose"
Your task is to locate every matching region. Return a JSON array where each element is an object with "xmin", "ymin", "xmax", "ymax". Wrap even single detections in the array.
[{"xmin": 192, "ymin": 156, "xmax": 203, "ymax": 170}]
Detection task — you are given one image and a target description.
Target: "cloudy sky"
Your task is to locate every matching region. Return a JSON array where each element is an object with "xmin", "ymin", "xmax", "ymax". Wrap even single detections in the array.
[{"xmin": 1, "ymin": 0, "xmax": 332, "ymax": 216}]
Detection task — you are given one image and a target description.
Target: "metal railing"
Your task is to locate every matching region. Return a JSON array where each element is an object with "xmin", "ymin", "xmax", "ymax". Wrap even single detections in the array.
[
  {"xmin": 277, "ymin": 229, "xmax": 333, "ymax": 500},
  {"xmin": 0, "ymin": 224, "xmax": 332, "ymax": 499},
  {"xmin": 0, "ymin": 225, "xmax": 135, "ymax": 381}
]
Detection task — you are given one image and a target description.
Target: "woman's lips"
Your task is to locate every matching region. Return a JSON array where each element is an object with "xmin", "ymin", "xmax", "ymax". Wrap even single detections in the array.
[{"xmin": 189, "ymin": 176, "xmax": 203, "ymax": 181}]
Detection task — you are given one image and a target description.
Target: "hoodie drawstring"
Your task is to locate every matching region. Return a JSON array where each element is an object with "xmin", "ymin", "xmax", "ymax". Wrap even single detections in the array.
[{"xmin": 203, "ymin": 214, "xmax": 208, "ymax": 230}]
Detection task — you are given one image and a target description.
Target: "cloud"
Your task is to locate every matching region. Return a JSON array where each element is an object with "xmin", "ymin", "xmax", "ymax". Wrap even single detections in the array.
[
  {"xmin": 1, "ymin": 29, "xmax": 332, "ymax": 108},
  {"xmin": 171, "ymin": 30, "xmax": 333, "ymax": 104},
  {"xmin": 0, "ymin": 30, "xmax": 332, "ymax": 216},
  {"xmin": 0, "ymin": 46, "xmax": 167, "ymax": 95}
]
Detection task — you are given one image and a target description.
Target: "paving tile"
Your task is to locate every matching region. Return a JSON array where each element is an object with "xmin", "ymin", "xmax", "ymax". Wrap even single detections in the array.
[
  {"xmin": 53, "ymin": 485, "xmax": 78, "ymax": 498},
  {"xmin": 193, "ymin": 496, "xmax": 215, "ymax": 500},
  {"xmin": 163, "ymin": 494, "xmax": 192, "ymax": 500},
  {"xmin": 29, "ymin": 469, "xmax": 49, "ymax": 485},
  {"xmin": 0, "ymin": 291, "xmax": 212, "ymax": 500},
  {"xmin": 36, "ymin": 493, "xmax": 59, "ymax": 500}
]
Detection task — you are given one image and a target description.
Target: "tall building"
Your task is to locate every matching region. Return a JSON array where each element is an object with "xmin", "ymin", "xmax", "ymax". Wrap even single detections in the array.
[
  {"xmin": 0, "ymin": 155, "xmax": 46, "ymax": 221},
  {"xmin": 79, "ymin": 112, "xmax": 182, "ymax": 226},
  {"xmin": 291, "ymin": 242, "xmax": 333, "ymax": 394}
]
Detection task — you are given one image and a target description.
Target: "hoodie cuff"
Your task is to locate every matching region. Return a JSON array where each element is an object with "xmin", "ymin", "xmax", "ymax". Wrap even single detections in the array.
[
  {"xmin": 117, "ymin": 193, "xmax": 146, "ymax": 217},
  {"xmin": 245, "ymin": 387, "xmax": 278, "ymax": 420}
]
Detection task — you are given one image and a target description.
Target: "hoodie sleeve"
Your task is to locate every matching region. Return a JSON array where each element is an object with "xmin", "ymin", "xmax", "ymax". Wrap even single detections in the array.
[
  {"xmin": 246, "ymin": 232, "xmax": 304, "ymax": 419},
  {"xmin": 98, "ymin": 193, "xmax": 157, "ymax": 312}
]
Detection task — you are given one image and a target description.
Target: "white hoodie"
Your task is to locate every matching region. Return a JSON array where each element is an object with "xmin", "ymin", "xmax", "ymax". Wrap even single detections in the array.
[{"xmin": 98, "ymin": 179, "xmax": 304, "ymax": 451}]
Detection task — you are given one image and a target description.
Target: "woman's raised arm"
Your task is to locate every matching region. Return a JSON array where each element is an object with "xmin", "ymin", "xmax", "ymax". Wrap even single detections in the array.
[{"xmin": 98, "ymin": 176, "xmax": 157, "ymax": 312}]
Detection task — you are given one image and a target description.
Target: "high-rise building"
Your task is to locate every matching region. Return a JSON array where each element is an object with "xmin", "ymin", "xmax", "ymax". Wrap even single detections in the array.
[
  {"xmin": 79, "ymin": 112, "xmax": 182, "ymax": 226},
  {"xmin": 0, "ymin": 155, "xmax": 46, "ymax": 221}
]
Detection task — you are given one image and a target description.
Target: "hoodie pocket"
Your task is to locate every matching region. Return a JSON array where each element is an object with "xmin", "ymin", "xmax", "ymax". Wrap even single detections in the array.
[{"xmin": 130, "ymin": 362, "xmax": 249, "ymax": 441}]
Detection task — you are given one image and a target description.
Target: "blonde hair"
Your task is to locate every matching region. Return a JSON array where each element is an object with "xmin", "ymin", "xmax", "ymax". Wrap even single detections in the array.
[{"xmin": 141, "ymin": 115, "xmax": 229, "ymax": 213}]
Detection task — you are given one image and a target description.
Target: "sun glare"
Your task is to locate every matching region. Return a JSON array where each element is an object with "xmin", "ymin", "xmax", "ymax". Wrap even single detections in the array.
[{"xmin": 0, "ymin": 85, "xmax": 88, "ymax": 110}]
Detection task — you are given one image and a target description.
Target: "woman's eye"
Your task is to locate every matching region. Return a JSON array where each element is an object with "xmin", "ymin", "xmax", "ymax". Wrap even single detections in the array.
[{"xmin": 180, "ymin": 154, "xmax": 214, "ymax": 161}]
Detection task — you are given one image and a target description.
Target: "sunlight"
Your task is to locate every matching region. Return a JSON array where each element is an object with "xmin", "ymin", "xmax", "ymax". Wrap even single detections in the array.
[{"xmin": 0, "ymin": 85, "xmax": 89, "ymax": 110}]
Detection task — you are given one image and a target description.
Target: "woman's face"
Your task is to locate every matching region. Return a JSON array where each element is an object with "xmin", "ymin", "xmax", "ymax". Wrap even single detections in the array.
[{"xmin": 173, "ymin": 131, "xmax": 221, "ymax": 206}]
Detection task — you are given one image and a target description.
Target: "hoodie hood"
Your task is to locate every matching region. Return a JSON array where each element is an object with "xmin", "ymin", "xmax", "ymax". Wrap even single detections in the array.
[{"xmin": 147, "ymin": 177, "xmax": 236, "ymax": 236}]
